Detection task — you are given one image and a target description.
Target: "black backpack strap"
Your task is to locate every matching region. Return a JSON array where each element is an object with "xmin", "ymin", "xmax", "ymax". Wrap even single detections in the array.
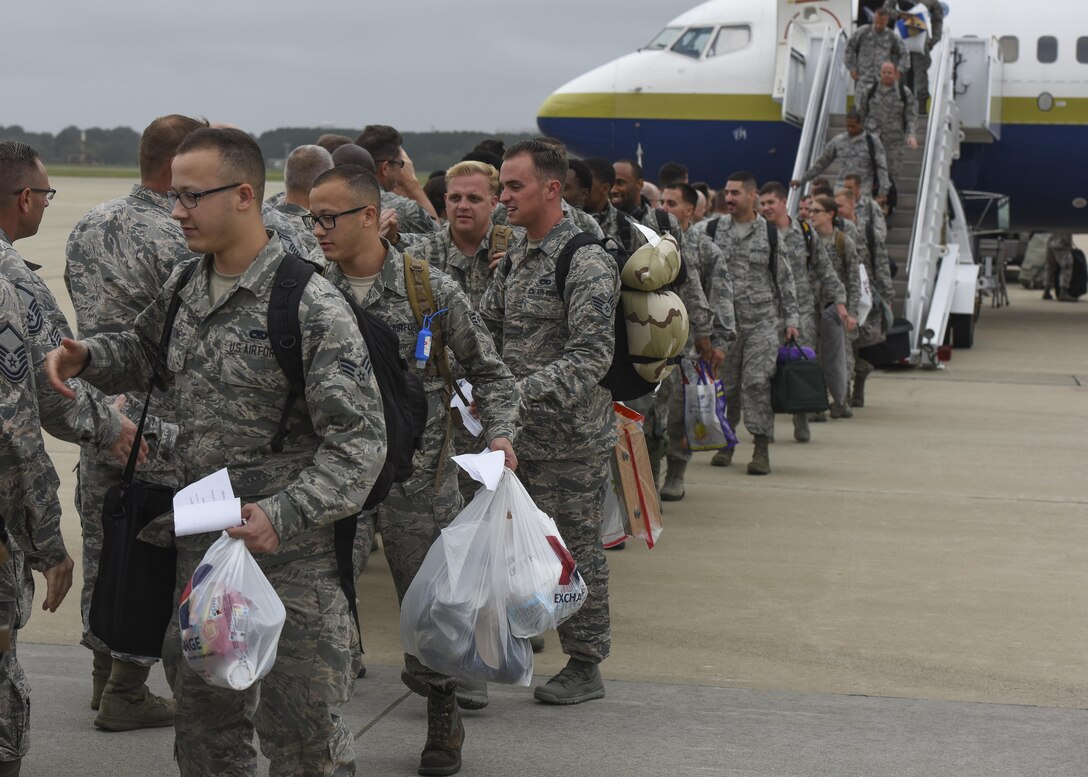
[
  {"xmin": 654, "ymin": 208, "xmax": 670, "ymax": 237},
  {"xmin": 554, "ymin": 232, "xmax": 603, "ymax": 297},
  {"xmin": 899, "ymin": 81, "xmax": 910, "ymax": 132},
  {"xmin": 266, "ymin": 253, "xmax": 316, "ymax": 454},
  {"xmin": 617, "ymin": 214, "xmax": 633, "ymax": 252},
  {"xmin": 707, "ymin": 217, "xmax": 720, "ymax": 241},
  {"xmin": 800, "ymin": 220, "xmax": 815, "ymax": 270},
  {"xmin": 865, "ymin": 133, "xmax": 880, "ymax": 196}
]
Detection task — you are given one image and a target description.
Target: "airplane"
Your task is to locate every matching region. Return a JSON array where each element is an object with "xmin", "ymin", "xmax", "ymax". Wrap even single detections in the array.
[{"xmin": 536, "ymin": 0, "xmax": 1088, "ymax": 232}]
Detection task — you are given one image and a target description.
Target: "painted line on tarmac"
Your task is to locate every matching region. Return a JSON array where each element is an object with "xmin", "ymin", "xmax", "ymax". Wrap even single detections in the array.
[{"xmin": 355, "ymin": 691, "xmax": 411, "ymax": 740}]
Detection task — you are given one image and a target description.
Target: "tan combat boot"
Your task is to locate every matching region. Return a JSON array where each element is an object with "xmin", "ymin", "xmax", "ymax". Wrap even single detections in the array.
[
  {"xmin": 418, "ymin": 686, "xmax": 464, "ymax": 776},
  {"xmin": 91, "ymin": 650, "xmax": 112, "ymax": 711},
  {"xmin": 94, "ymin": 660, "xmax": 175, "ymax": 731},
  {"xmin": 792, "ymin": 413, "xmax": 810, "ymax": 443},
  {"xmin": 659, "ymin": 459, "xmax": 687, "ymax": 501},
  {"xmin": 748, "ymin": 435, "xmax": 771, "ymax": 475}
]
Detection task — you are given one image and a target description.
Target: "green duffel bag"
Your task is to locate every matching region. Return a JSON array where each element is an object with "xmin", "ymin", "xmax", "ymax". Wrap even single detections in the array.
[{"xmin": 771, "ymin": 344, "xmax": 830, "ymax": 414}]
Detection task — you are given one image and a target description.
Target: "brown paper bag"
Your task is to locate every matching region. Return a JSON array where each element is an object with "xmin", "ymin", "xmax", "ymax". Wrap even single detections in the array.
[{"xmin": 611, "ymin": 404, "xmax": 663, "ymax": 549}]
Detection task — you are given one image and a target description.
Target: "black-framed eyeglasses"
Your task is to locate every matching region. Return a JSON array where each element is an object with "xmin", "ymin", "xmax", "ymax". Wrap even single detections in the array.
[
  {"xmin": 168, "ymin": 183, "xmax": 242, "ymax": 209},
  {"xmin": 302, "ymin": 206, "xmax": 367, "ymax": 230},
  {"xmin": 375, "ymin": 158, "xmax": 406, "ymax": 169},
  {"xmin": 12, "ymin": 187, "xmax": 56, "ymax": 201}
]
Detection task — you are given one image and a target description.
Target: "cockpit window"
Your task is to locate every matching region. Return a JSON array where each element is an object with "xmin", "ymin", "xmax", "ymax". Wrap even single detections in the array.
[
  {"xmin": 707, "ymin": 26, "xmax": 752, "ymax": 57},
  {"xmin": 646, "ymin": 27, "xmax": 683, "ymax": 51},
  {"xmin": 671, "ymin": 27, "xmax": 715, "ymax": 58}
]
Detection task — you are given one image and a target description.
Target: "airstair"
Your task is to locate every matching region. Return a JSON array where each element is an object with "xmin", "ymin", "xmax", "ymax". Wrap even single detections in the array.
[{"xmin": 780, "ymin": 15, "xmax": 997, "ymax": 366}]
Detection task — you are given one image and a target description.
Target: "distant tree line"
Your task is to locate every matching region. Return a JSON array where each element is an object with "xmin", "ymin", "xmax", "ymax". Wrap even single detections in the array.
[{"xmin": 1, "ymin": 125, "xmax": 535, "ymax": 174}]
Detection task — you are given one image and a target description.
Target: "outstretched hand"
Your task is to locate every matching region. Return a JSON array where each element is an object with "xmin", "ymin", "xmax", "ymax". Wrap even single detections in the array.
[{"xmin": 45, "ymin": 338, "xmax": 90, "ymax": 400}]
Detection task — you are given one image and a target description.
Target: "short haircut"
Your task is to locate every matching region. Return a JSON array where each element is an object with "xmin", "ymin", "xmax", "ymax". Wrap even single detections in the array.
[
  {"xmin": 846, "ymin": 109, "xmax": 862, "ymax": 123},
  {"xmin": 815, "ymin": 194, "xmax": 838, "ymax": 215},
  {"xmin": 568, "ymin": 158, "xmax": 592, "ymax": 191},
  {"xmin": 874, "ymin": 7, "xmax": 890, "ymax": 17},
  {"xmin": 690, "ymin": 181, "xmax": 710, "ymax": 199},
  {"xmin": 331, "ymin": 143, "xmax": 376, "ymax": 173},
  {"xmin": 311, "ymin": 165, "xmax": 382, "ymax": 209},
  {"xmin": 315, "ymin": 134, "xmax": 353, "ymax": 153},
  {"xmin": 0, "ymin": 141, "xmax": 41, "ymax": 194},
  {"xmin": 726, "ymin": 170, "xmax": 758, "ymax": 191},
  {"xmin": 473, "ymin": 138, "xmax": 506, "ymax": 158},
  {"xmin": 424, "ymin": 175, "xmax": 447, "ymax": 219},
  {"xmin": 835, "ymin": 187, "xmax": 857, "ymax": 204},
  {"xmin": 614, "ymin": 158, "xmax": 644, "ymax": 181},
  {"xmin": 583, "ymin": 157, "xmax": 616, "ymax": 188},
  {"xmin": 356, "ymin": 125, "xmax": 403, "ymax": 163},
  {"xmin": 284, "ymin": 145, "xmax": 333, "ymax": 195},
  {"xmin": 658, "ymin": 161, "xmax": 689, "ymax": 187},
  {"xmin": 810, "ymin": 179, "xmax": 834, "ymax": 197},
  {"xmin": 758, "ymin": 181, "xmax": 788, "ymax": 200},
  {"xmin": 461, "ymin": 149, "xmax": 503, "ymax": 169},
  {"xmin": 844, "ymin": 173, "xmax": 862, "ymax": 187},
  {"xmin": 139, "ymin": 114, "xmax": 207, "ymax": 179},
  {"xmin": 664, "ymin": 182, "xmax": 698, "ymax": 208},
  {"xmin": 445, "ymin": 160, "xmax": 500, "ymax": 194},
  {"xmin": 175, "ymin": 127, "xmax": 266, "ymax": 201},
  {"xmin": 504, "ymin": 138, "xmax": 567, "ymax": 184}
]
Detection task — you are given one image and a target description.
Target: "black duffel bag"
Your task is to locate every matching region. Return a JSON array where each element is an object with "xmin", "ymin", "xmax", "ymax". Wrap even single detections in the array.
[
  {"xmin": 89, "ymin": 265, "xmax": 195, "ymax": 656},
  {"xmin": 771, "ymin": 339, "xmax": 830, "ymax": 414}
]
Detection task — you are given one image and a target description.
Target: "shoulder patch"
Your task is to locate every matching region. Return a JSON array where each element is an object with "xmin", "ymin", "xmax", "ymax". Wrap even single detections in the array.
[
  {"xmin": 0, "ymin": 324, "xmax": 29, "ymax": 382},
  {"xmin": 339, "ymin": 354, "xmax": 373, "ymax": 384},
  {"xmin": 591, "ymin": 292, "xmax": 615, "ymax": 320},
  {"xmin": 13, "ymin": 283, "xmax": 45, "ymax": 336}
]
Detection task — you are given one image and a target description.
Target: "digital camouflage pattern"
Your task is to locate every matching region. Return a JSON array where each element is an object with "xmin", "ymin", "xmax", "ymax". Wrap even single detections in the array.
[
  {"xmin": 800, "ymin": 130, "xmax": 892, "ymax": 198},
  {"xmin": 402, "ymin": 223, "xmax": 504, "ymax": 310},
  {"xmin": 262, "ymin": 202, "xmax": 326, "ymax": 266},
  {"xmin": 854, "ymin": 199, "xmax": 895, "ymax": 303},
  {"xmin": 782, "ymin": 220, "xmax": 847, "ymax": 347},
  {"xmin": 79, "ymin": 237, "xmax": 386, "ymax": 776},
  {"xmin": 1044, "ymin": 232, "xmax": 1075, "ymax": 290},
  {"xmin": 820, "ymin": 229, "xmax": 862, "ymax": 319},
  {"xmin": 65, "ymin": 184, "xmax": 188, "ymax": 656},
  {"xmin": 683, "ymin": 225, "xmax": 737, "ymax": 349},
  {"xmin": 492, "ymin": 201, "xmax": 604, "ymax": 240},
  {"xmin": 859, "ymin": 81, "xmax": 918, "ymax": 183},
  {"xmin": 821, "ymin": 229, "xmax": 863, "ymax": 382},
  {"xmin": 0, "ymin": 275, "xmax": 67, "ymax": 762},
  {"xmin": 382, "ymin": 188, "xmax": 438, "ymax": 236},
  {"xmin": 480, "ymin": 215, "xmax": 619, "ymax": 461},
  {"xmin": 846, "ymin": 23, "xmax": 909, "ymax": 89}
]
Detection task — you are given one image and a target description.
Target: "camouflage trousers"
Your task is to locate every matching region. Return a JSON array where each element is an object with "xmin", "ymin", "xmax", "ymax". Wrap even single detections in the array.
[
  {"xmin": 0, "ymin": 555, "xmax": 31, "ymax": 763},
  {"xmin": 1045, "ymin": 252, "xmax": 1074, "ymax": 290},
  {"xmin": 517, "ymin": 453, "xmax": 611, "ymax": 664},
  {"xmin": 910, "ymin": 51, "xmax": 932, "ymax": 103},
  {"xmin": 375, "ymin": 465, "xmax": 464, "ymax": 693},
  {"xmin": 881, "ymin": 131, "xmax": 907, "ymax": 185},
  {"xmin": 720, "ymin": 319, "xmax": 780, "ymax": 437},
  {"xmin": 173, "ymin": 546, "xmax": 360, "ymax": 777},
  {"xmin": 75, "ymin": 449, "xmax": 169, "ymax": 665}
]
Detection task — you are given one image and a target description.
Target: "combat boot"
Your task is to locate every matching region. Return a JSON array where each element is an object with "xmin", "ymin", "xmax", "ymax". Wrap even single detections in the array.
[
  {"xmin": 851, "ymin": 373, "xmax": 867, "ymax": 408},
  {"xmin": 0, "ymin": 757, "xmax": 21, "ymax": 776},
  {"xmin": 533, "ymin": 656, "xmax": 605, "ymax": 705},
  {"xmin": 91, "ymin": 650, "xmax": 112, "ymax": 711},
  {"xmin": 747, "ymin": 435, "xmax": 770, "ymax": 475},
  {"xmin": 455, "ymin": 678, "xmax": 489, "ymax": 711},
  {"xmin": 528, "ymin": 634, "xmax": 545, "ymax": 653},
  {"xmin": 792, "ymin": 413, "xmax": 810, "ymax": 443},
  {"xmin": 1059, "ymin": 289, "xmax": 1076, "ymax": 302},
  {"xmin": 829, "ymin": 400, "xmax": 853, "ymax": 419},
  {"xmin": 659, "ymin": 459, "xmax": 687, "ymax": 501},
  {"xmin": 645, "ymin": 434, "xmax": 666, "ymax": 489},
  {"xmin": 94, "ymin": 660, "xmax": 175, "ymax": 732},
  {"xmin": 418, "ymin": 686, "xmax": 464, "ymax": 776},
  {"xmin": 710, "ymin": 447, "xmax": 734, "ymax": 467},
  {"xmin": 1042, "ymin": 290, "xmax": 1054, "ymax": 300}
]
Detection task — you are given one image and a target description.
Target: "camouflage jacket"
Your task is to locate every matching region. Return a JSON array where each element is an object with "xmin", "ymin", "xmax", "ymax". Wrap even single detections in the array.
[
  {"xmin": 479, "ymin": 215, "xmax": 619, "ymax": 460},
  {"xmin": 262, "ymin": 201, "xmax": 325, "ymax": 266},
  {"xmin": 853, "ymin": 200, "xmax": 895, "ymax": 302},
  {"xmin": 0, "ymin": 230, "xmax": 121, "ymax": 450},
  {"xmin": 784, "ymin": 219, "xmax": 848, "ymax": 316},
  {"xmin": 845, "ymin": 24, "xmax": 908, "ymax": 79},
  {"xmin": 492, "ymin": 201, "xmax": 604, "ymax": 240},
  {"xmin": 80, "ymin": 237, "xmax": 387, "ymax": 564},
  {"xmin": 683, "ymin": 225, "xmax": 736, "ymax": 347},
  {"xmin": 382, "ymin": 188, "xmax": 438, "ymax": 235},
  {"xmin": 401, "ymin": 224, "xmax": 502, "ymax": 310},
  {"xmin": 65, "ymin": 184, "xmax": 189, "ymax": 466},
  {"xmin": 1046, "ymin": 233, "xmax": 1075, "ymax": 263},
  {"xmin": 819, "ymin": 229, "xmax": 862, "ymax": 317},
  {"xmin": 0, "ymin": 275, "xmax": 67, "ymax": 573},
  {"xmin": 705, "ymin": 215, "xmax": 800, "ymax": 330},
  {"xmin": 859, "ymin": 81, "xmax": 918, "ymax": 139},
  {"xmin": 802, "ymin": 130, "xmax": 891, "ymax": 197},
  {"xmin": 324, "ymin": 242, "xmax": 517, "ymax": 494}
]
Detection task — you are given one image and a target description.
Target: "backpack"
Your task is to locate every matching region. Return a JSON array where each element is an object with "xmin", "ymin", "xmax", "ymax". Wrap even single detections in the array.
[
  {"xmin": 1070, "ymin": 247, "xmax": 1088, "ymax": 298},
  {"xmin": 799, "ymin": 219, "xmax": 816, "ymax": 270},
  {"xmin": 488, "ymin": 224, "xmax": 515, "ymax": 256},
  {"xmin": 706, "ymin": 216, "xmax": 780, "ymax": 286}
]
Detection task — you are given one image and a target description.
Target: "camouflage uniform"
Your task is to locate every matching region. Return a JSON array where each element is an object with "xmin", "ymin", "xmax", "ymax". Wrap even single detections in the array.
[
  {"xmin": 78, "ymin": 237, "xmax": 387, "ymax": 777},
  {"xmin": 884, "ymin": 0, "xmax": 944, "ymax": 103},
  {"xmin": 262, "ymin": 192, "xmax": 286, "ymax": 212},
  {"xmin": 781, "ymin": 219, "xmax": 846, "ymax": 348},
  {"xmin": 382, "ymin": 187, "xmax": 438, "ymax": 236},
  {"xmin": 480, "ymin": 215, "xmax": 619, "ymax": 664},
  {"xmin": 819, "ymin": 229, "xmax": 862, "ymax": 402},
  {"xmin": 324, "ymin": 243, "xmax": 518, "ymax": 689},
  {"xmin": 845, "ymin": 22, "xmax": 909, "ymax": 91},
  {"xmin": 0, "ymin": 276, "xmax": 69, "ymax": 766},
  {"xmin": 859, "ymin": 80, "xmax": 917, "ymax": 183},
  {"xmin": 799, "ymin": 130, "xmax": 891, "ymax": 198},
  {"xmin": 262, "ymin": 201, "xmax": 326, "ymax": 266},
  {"xmin": 493, "ymin": 201, "xmax": 604, "ymax": 240},
  {"xmin": 709, "ymin": 216, "xmax": 800, "ymax": 437},
  {"xmin": 1044, "ymin": 233, "xmax": 1075, "ymax": 292},
  {"xmin": 403, "ymin": 224, "xmax": 505, "ymax": 310},
  {"xmin": 64, "ymin": 184, "xmax": 189, "ymax": 661},
  {"xmin": 854, "ymin": 199, "xmax": 895, "ymax": 304}
]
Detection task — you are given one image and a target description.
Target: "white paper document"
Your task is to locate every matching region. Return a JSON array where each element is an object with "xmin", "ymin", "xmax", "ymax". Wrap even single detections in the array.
[
  {"xmin": 449, "ymin": 379, "xmax": 484, "ymax": 437},
  {"xmin": 632, "ymin": 221, "xmax": 662, "ymax": 246},
  {"xmin": 174, "ymin": 468, "xmax": 243, "ymax": 537},
  {"xmin": 452, "ymin": 449, "xmax": 506, "ymax": 491}
]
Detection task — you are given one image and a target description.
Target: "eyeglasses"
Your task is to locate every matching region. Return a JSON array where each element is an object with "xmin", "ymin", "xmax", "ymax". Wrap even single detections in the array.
[
  {"xmin": 12, "ymin": 187, "xmax": 56, "ymax": 201},
  {"xmin": 809, "ymin": 207, "xmax": 828, "ymax": 214},
  {"xmin": 375, "ymin": 158, "xmax": 406, "ymax": 169},
  {"xmin": 302, "ymin": 206, "xmax": 367, "ymax": 230},
  {"xmin": 168, "ymin": 183, "xmax": 242, "ymax": 209}
]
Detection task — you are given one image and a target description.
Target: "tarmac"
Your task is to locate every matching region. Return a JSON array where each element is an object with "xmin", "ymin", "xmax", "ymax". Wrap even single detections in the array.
[{"xmin": 10, "ymin": 177, "xmax": 1088, "ymax": 775}]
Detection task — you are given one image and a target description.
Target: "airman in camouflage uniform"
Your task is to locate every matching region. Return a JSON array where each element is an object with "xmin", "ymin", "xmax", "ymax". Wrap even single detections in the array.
[
  {"xmin": 816, "ymin": 209, "xmax": 862, "ymax": 411},
  {"xmin": 846, "ymin": 7, "xmax": 908, "ymax": 91},
  {"xmin": 884, "ymin": 0, "xmax": 944, "ymax": 105},
  {"xmin": 264, "ymin": 202, "xmax": 325, "ymax": 264},
  {"xmin": 262, "ymin": 144, "xmax": 332, "ymax": 265},
  {"xmin": 492, "ymin": 199, "xmax": 604, "ymax": 239},
  {"xmin": 1043, "ymin": 233, "xmax": 1076, "ymax": 301},
  {"xmin": 48, "ymin": 128, "xmax": 387, "ymax": 777},
  {"xmin": 356, "ymin": 124, "xmax": 440, "ymax": 236},
  {"xmin": 0, "ymin": 274, "xmax": 75, "ymax": 777},
  {"xmin": 859, "ymin": 62, "xmax": 918, "ymax": 185},
  {"xmin": 309, "ymin": 167, "xmax": 517, "ymax": 735},
  {"xmin": 705, "ymin": 173, "xmax": 800, "ymax": 475},
  {"xmin": 481, "ymin": 140, "xmax": 619, "ymax": 706},
  {"xmin": 793, "ymin": 112, "xmax": 891, "ymax": 201}
]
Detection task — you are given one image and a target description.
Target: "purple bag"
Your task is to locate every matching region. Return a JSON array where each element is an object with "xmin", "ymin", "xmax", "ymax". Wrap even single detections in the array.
[{"xmin": 777, "ymin": 343, "xmax": 817, "ymax": 365}]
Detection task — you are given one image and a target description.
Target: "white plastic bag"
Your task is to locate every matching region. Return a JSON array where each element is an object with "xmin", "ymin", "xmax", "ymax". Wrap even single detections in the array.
[
  {"xmin": 400, "ymin": 468, "xmax": 587, "ymax": 685},
  {"xmin": 857, "ymin": 263, "xmax": 873, "ymax": 326},
  {"xmin": 179, "ymin": 533, "xmax": 286, "ymax": 690}
]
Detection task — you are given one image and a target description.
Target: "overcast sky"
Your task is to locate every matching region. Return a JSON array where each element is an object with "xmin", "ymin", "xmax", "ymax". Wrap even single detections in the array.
[{"xmin": 6, "ymin": 0, "xmax": 685, "ymax": 135}]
